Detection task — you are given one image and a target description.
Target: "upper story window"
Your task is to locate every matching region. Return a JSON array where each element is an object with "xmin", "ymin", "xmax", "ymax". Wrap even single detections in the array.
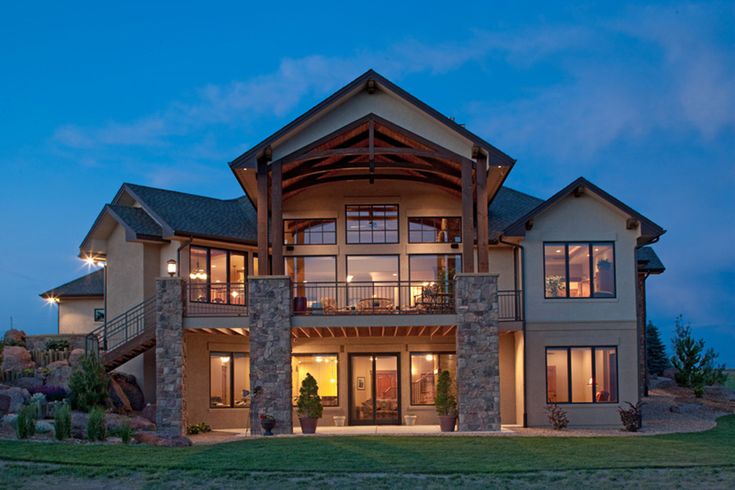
[
  {"xmin": 408, "ymin": 217, "xmax": 461, "ymax": 243},
  {"xmin": 284, "ymin": 219, "xmax": 336, "ymax": 245},
  {"xmin": 544, "ymin": 242, "xmax": 615, "ymax": 298},
  {"xmin": 346, "ymin": 204, "xmax": 399, "ymax": 244},
  {"xmin": 189, "ymin": 246, "xmax": 246, "ymax": 304}
]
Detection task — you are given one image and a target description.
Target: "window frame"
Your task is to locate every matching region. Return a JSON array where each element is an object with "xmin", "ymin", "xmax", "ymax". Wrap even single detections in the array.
[
  {"xmin": 283, "ymin": 218, "xmax": 337, "ymax": 245},
  {"xmin": 291, "ymin": 353, "xmax": 340, "ymax": 407},
  {"xmin": 544, "ymin": 346, "xmax": 619, "ymax": 404},
  {"xmin": 407, "ymin": 216, "xmax": 462, "ymax": 244},
  {"xmin": 284, "ymin": 255, "xmax": 338, "ymax": 283},
  {"xmin": 189, "ymin": 246, "xmax": 247, "ymax": 304},
  {"xmin": 208, "ymin": 351, "xmax": 249, "ymax": 409},
  {"xmin": 409, "ymin": 351, "xmax": 457, "ymax": 406},
  {"xmin": 93, "ymin": 308, "xmax": 105, "ymax": 323},
  {"xmin": 543, "ymin": 241, "xmax": 616, "ymax": 299},
  {"xmin": 345, "ymin": 204, "xmax": 400, "ymax": 244}
]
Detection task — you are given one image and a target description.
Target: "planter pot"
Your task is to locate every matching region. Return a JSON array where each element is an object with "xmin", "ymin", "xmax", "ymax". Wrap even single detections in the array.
[
  {"xmin": 333, "ymin": 415, "xmax": 346, "ymax": 427},
  {"xmin": 439, "ymin": 415, "xmax": 456, "ymax": 432},
  {"xmin": 261, "ymin": 420, "xmax": 276, "ymax": 436},
  {"xmin": 403, "ymin": 415, "xmax": 417, "ymax": 426},
  {"xmin": 299, "ymin": 416, "xmax": 318, "ymax": 434}
]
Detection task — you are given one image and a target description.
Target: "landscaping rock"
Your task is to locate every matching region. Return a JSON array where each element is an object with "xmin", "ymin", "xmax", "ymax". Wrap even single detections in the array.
[
  {"xmin": 110, "ymin": 372, "xmax": 145, "ymax": 411},
  {"xmin": 35, "ymin": 420, "xmax": 54, "ymax": 434},
  {"xmin": 47, "ymin": 360, "xmax": 69, "ymax": 370},
  {"xmin": 2, "ymin": 414, "xmax": 18, "ymax": 430},
  {"xmin": 0, "ymin": 386, "xmax": 30, "ymax": 413},
  {"xmin": 13, "ymin": 376, "xmax": 44, "ymax": 391},
  {"xmin": 3, "ymin": 329, "xmax": 26, "ymax": 346},
  {"xmin": 1, "ymin": 345, "xmax": 35, "ymax": 372},
  {"xmin": 0, "ymin": 394, "xmax": 10, "ymax": 415},
  {"xmin": 109, "ymin": 378, "xmax": 133, "ymax": 413},
  {"xmin": 105, "ymin": 413, "xmax": 155, "ymax": 433},
  {"xmin": 71, "ymin": 411, "xmax": 89, "ymax": 438},
  {"xmin": 141, "ymin": 404, "xmax": 156, "ymax": 423},
  {"xmin": 45, "ymin": 364, "xmax": 72, "ymax": 391},
  {"xmin": 134, "ymin": 432, "xmax": 191, "ymax": 447},
  {"xmin": 649, "ymin": 376, "xmax": 675, "ymax": 390},
  {"xmin": 68, "ymin": 348, "xmax": 85, "ymax": 368}
]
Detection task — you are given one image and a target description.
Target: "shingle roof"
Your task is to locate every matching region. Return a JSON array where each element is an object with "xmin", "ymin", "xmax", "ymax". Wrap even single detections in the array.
[
  {"xmin": 123, "ymin": 183, "xmax": 257, "ymax": 243},
  {"xmin": 636, "ymin": 246, "xmax": 665, "ymax": 274},
  {"xmin": 489, "ymin": 187, "xmax": 544, "ymax": 241},
  {"xmin": 107, "ymin": 204, "xmax": 163, "ymax": 238},
  {"xmin": 40, "ymin": 269, "xmax": 104, "ymax": 299}
]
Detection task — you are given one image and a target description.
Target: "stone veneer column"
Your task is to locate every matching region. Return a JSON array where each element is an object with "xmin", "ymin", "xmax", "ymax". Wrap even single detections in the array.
[
  {"xmin": 248, "ymin": 276, "xmax": 292, "ymax": 435},
  {"xmin": 455, "ymin": 273, "xmax": 500, "ymax": 431},
  {"xmin": 155, "ymin": 277, "xmax": 186, "ymax": 438}
]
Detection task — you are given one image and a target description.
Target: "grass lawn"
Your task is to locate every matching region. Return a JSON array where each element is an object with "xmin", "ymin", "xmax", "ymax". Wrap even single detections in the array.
[{"xmin": 0, "ymin": 415, "xmax": 734, "ymax": 488}]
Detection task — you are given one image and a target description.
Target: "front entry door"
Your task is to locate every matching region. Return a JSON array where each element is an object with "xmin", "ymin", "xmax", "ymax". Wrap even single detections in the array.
[{"xmin": 349, "ymin": 354, "xmax": 401, "ymax": 425}]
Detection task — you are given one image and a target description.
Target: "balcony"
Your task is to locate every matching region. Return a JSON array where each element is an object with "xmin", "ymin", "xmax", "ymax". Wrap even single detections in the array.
[
  {"xmin": 498, "ymin": 290, "xmax": 524, "ymax": 322},
  {"xmin": 291, "ymin": 281, "xmax": 455, "ymax": 315},
  {"xmin": 184, "ymin": 282, "xmax": 247, "ymax": 317}
]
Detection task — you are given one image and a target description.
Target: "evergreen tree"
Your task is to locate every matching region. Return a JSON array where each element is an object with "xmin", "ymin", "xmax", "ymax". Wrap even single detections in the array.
[
  {"xmin": 646, "ymin": 321, "xmax": 669, "ymax": 376},
  {"xmin": 670, "ymin": 315, "xmax": 726, "ymax": 394}
]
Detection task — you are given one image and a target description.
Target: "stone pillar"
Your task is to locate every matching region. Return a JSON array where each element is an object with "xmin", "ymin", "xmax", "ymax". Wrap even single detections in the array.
[
  {"xmin": 248, "ymin": 276, "xmax": 292, "ymax": 435},
  {"xmin": 155, "ymin": 277, "xmax": 186, "ymax": 438},
  {"xmin": 455, "ymin": 273, "xmax": 500, "ymax": 431}
]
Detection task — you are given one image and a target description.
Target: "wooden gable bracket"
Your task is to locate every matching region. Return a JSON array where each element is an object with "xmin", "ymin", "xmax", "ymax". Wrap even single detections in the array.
[
  {"xmin": 573, "ymin": 185, "xmax": 585, "ymax": 197},
  {"xmin": 366, "ymin": 79, "xmax": 377, "ymax": 94},
  {"xmin": 626, "ymin": 218, "xmax": 640, "ymax": 230},
  {"xmin": 525, "ymin": 219, "xmax": 534, "ymax": 231}
]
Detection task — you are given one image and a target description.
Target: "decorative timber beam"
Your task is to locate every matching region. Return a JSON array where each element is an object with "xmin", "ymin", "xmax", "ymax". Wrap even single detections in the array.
[
  {"xmin": 475, "ymin": 147, "xmax": 489, "ymax": 273},
  {"xmin": 461, "ymin": 158, "xmax": 475, "ymax": 273},
  {"xmin": 256, "ymin": 148, "xmax": 271, "ymax": 275}
]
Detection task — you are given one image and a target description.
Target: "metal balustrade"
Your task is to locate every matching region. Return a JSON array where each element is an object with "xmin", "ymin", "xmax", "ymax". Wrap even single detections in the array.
[{"xmin": 184, "ymin": 282, "xmax": 248, "ymax": 317}]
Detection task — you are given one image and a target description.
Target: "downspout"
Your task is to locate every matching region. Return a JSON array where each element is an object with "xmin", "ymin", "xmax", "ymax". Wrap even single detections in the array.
[{"xmin": 499, "ymin": 236, "xmax": 527, "ymax": 427}]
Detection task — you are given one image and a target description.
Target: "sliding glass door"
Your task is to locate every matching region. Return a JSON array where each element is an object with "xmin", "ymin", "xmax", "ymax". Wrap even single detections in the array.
[{"xmin": 349, "ymin": 354, "xmax": 401, "ymax": 425}]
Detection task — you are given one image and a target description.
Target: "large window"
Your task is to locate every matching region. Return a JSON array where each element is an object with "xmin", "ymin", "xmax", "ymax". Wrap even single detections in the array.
[
  {"xmin": 284, "ymin": 219, "xmax": 337, "ymax": 245},
  {"xmin": 292, "ymin": 354, "xmax": 339, "ymax": 407},
  {"xmin": 346, "ymin": 255, "xmax": 399, "ymax": 310},
  {"xmin": 189, "ymin": 246, "xmax": 246, "ymax": 304},
  {"xmin": 544, "ymin": 242, "xmax": 615, "ymax": 298},
  {"xmin": 346, "ymin": 204, "xmax": 399, "ymax": 244},
  {"xmin": 287, "ymin": 256, "xmax": 337, "ymax": 310},
  {"xmin": 410, "ymin": 353, "xmax": 457, "ymax": 405},
  {"xmin": 210, "ymin": 352, "xmax": 249, "ymax": 408},
  {"xmin": 546, "ymin": 347, "xmax": 618, "ymax": 404},
  {"xmin": 408, "ymin": 217, "xmax": 461, "ymax": 243}
]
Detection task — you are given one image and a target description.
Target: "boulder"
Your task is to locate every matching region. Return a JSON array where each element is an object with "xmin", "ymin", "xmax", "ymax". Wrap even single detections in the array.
[
  {"xmin": 0, "ymin": 394, "xmax": 10, "ymax": 416},
  {"xmin": 3, "ymin": 329, "xmax": 26, "ymax": 346},
  {"xmin": 45, "ymin": 364, "xmax": 73, "ymax": 391},
  {"xmin": 105, "ymin": 413, "xmax": 155, "ymax": 433},
  {"xmin": 134, "ymin": 432, "xmax": 192, "ymax": 447},
  {"xmin": 1, "ymin": 346, "xmax": 35, "ymax": 372},
  {"xmin": 110, "ymin": 372, "xmax": 145, "ymax": 411},
  {"xmin": 68, "ymin": 349, "xmax": 85, "ymax": 368},
  {"xmin": 0, "ymin": 386, "xmax": 30, "ymax": 413},
  {"xmin": 13, "ymin": 376, "xmax": 45, "ymax": 391},
  {"xmin": 71, "ymin": 411, "xmax": 89, "ymax": 438},
  {"xmin": 35, "ymin": 420, "xmax": 54, "ymax": 434},
  {"xmin": 141, "ymin": 404, "xmax": 156, "ymax": 423},
  {"xmin": 2, "ymin": 414, "xmax": 18, "ymax": 430},
  {"xmin": 108, "ymin": 378, "xmax": 133, "ymax": 413}
]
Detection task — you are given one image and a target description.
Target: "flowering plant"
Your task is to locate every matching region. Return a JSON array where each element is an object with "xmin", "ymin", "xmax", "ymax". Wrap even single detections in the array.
[{"xmin": 259, "ymin": 413, "xmax": 275, "ymax": 423}]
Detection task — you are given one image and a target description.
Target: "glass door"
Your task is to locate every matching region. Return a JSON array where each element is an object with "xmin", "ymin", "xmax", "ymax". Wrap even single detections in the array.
[{"xmin": 349, "ymin": 354, "xmax": 401, "ymax": 425}]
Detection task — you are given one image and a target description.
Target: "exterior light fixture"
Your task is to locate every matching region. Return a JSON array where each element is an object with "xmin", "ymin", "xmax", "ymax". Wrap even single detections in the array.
[
  {"xmin": 45, "ymin": 296, "xmax": 59, "ymax": 305},
  {"xmin": 167, "ymin": 259, "xmax": 177, "ymax": 277}
]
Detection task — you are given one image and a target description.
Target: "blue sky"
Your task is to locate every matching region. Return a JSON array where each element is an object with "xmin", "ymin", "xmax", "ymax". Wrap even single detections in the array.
[{"xmin": 1, "ymin": 1, "xmax": 733, "ymax": 364}]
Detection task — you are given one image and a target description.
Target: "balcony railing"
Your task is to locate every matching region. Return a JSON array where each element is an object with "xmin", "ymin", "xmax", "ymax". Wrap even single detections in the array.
[
  {"xmin": 291, "ymin": 281, "xmax": 456, "ymax": 315},
  {"xmin": 185, "ymin": 282, "xmax": 247, "ymax": 317},
  {"xmin": 498, "ymin": 289, "xmax": 524, "ymax": 322}
]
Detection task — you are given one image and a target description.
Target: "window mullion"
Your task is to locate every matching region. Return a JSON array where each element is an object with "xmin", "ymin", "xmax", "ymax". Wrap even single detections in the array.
[
  {"xmin": 591, "ymin": 347, "xmax": 597, "ymax": 404},
  {"xmin": 565, "ymin": 244, "xmax": 570, "ymax": 298},
  {"xmin": 567, "ymin": 348, "xmax": 572, "ymax": 402},
  {"xmin": 588, "ymin": 243, "xmax": 595, "ymax": 298}
]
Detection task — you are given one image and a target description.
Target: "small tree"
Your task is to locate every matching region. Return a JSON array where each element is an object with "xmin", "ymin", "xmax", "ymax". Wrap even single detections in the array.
[
  {"xmin": 87, "ymin": 406, "xmax": 107, "ymax": 441},
  {"xmin": 646, "ymin": 321, "xmax": 669, "ymax": 376},
  {"xmin": 671, "ymin": 315, "xmax": 726, "ymax": 393},
  {"xmin": 69, "ymin": 354, "xmax": 109, "ymax": 412},
  {"xmin": 434, "ymin": 370, "xmax": 457, "ymax": 416},
  {"xmin": 296, "ymin": 373, "xmax": 323, "ymax": 419},
  {"xmin": 16, "ymin": 404, "xmax": 37, "ymax": 439}
]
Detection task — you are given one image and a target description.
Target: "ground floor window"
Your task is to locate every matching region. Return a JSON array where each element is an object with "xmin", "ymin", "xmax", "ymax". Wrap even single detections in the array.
[
  {"xmin": 546, "ymin": 346, "xmax": 618, "ymax": 403},
  {"xmin": 210, "ymin": 352, "xmax": 249, "ymax": 408},
  {"xmin": 409, "ymin": 352, "xmax": 457, "ymax": 405},
  {"xmin": 292, "ymin": 354, "xmax": 339, "ymax": 406}
]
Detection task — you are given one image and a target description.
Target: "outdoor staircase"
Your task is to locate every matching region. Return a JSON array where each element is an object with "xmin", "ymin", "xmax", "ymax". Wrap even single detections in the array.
[{"xmin": 86, "ymin": 297, "xmax": 157, "ymax": 371}]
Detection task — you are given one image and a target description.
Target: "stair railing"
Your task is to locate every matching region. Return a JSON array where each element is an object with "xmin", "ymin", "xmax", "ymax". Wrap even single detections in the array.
[{"xmin": 86, "ymin": 297, "xmax": 156, "ymax": 357}]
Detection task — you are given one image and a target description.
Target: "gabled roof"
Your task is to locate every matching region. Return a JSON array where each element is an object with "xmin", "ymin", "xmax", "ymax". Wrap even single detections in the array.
[
  {"xmin": 636, "ymin": 246, "xmax": 666, "ymax": 274},
  {"xmin": 40, "ymin": 269, "xmax": 104, "ymax": 299},
  {"xmin": 503, "ymin": 177, "xmax": 666, "ymax": 244},
  {"xmin": 229, "ymin": 69, "xmax": 516, "ymax": 170},
  {"xmin": 107, "ymin": 204, "xmax": 164, "ymax": 239},
  {"xmin": 489, "ymin": 187, "xmax": 544, "ymax": 241}
]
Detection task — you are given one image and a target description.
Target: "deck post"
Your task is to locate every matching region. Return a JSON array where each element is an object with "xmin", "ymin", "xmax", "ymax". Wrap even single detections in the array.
[
  {"xmin": 461, "ymin": 159, "xmax": 475, "ymax": 273},
  {"xmin": 475, "ymin": 149, "xmax": 489, "ymax": 273}
]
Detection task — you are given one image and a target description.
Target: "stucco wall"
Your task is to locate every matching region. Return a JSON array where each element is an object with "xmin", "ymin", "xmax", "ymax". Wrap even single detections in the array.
[{"xmin": 58, "ymin": 298, "xmax": 103, "ymax": 335}]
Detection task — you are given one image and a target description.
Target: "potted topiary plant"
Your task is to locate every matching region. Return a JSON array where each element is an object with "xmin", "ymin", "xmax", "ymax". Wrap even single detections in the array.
[
  {"xmin": 435, "ymin": 370, "xmax": 457, "ymax": 432},
  {"xmin": 296, "ymin": 373, "xmax": 323, "ymax": 434}
]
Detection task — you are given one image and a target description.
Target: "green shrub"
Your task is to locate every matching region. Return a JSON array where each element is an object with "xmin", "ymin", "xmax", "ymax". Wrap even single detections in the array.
[
  {"xmin": 30, "ymin": 393, "xmax": 47, "ymax": 419},
  {"xmin": 54, "ymin": 403, "xmax": 72, "ymax": 440},
  {"xmin": 671, "ymin": 315, "xmax": 727, "ymax": 392},
  {"xmin": 69, "ymin": 355, "xmax": 109, "ymax": 412},
  {"xmin": 45, "ymin": 339, "xmax": 70, "ymax": 351},
  {"xmin": 16, "ymin": 404, "xmax": 37, "ymax": 439},
  {"xmin": 87, "ymin": 407, "xmax": 106, "ymax": 441},
  {"xmin": 296, "ymin": 373, "xmax": 323, "ymax": 419},
  {"xmin": 434, "ymin": 370, "xmax": 457, "ymax": 416},
  {"xmin": 545, "ymin": 404, "xmax": 569, "ymax": 430},
  {"xmin": 186, "ymin": 422, "xmax": 212, "ymax": 435},
  {"xmin": 114, "ymin": 422, "xmax": 134, "ymax": 444}
]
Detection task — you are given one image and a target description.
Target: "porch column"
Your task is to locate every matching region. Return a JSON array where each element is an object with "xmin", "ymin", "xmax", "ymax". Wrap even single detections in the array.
[
  {"xmin": 155, "ymin": 277, "xmax": 186, "ymax": 438},
  {"xmin": 455, "ymin": 273, "xmax": 500, "ymax": 431},
  {"xmin": 475, "ymin": 149, "xmax": 489, "ymax": 273},
  {"xmin": 270, "ymin": 161, "xmax": 284, "ymax": 275},
  {"xmin": 256, "ymin": 154, "xmax": 271, "ymax": 275},
  {"xmin": 248, "ymin": 276, "xmax": 292, "ymax": 435},
  {"xmin": 461, "ymin": 159, "xmax": 475, "ymax": 273}
]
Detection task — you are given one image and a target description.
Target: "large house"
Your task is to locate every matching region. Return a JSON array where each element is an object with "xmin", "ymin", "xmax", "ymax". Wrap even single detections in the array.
[{"xmin": 42, "ymin": 70, "xmax": 665, "ymax": 435}]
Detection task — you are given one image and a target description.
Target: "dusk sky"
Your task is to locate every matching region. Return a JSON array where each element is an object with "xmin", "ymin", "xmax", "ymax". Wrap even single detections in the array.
[{"xmin": 1, "ymin": 2, "xmax": 733, "ymax": 364}]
